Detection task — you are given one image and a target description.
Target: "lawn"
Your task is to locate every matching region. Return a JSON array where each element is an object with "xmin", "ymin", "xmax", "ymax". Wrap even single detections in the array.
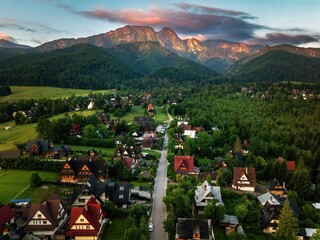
[
  {"xmin": 154, "ymin": 106, "xmax": 169, "ymax": 123},
  {"xmin": 70, "ymin": 145, "xmax": 115, "ymax": 159},
  {"xmin": 115, "ymin": 106, "xmax": 146, "ymax": 123},
  {"xmin": 0, "ymin": 86, "xmax": 111, "ymax": 103},
  {"xmin": 0, "ymin": 122, "xmax": 37, "ymax": 151},
  {"xmin": 104, "ymin": 218, "xmax": 126, "ymax": 240},
  {"xmin": 48, "ymin": 109, "xmax": 97, "ymax": 121},
  {"xmin": 213, "ymin": 226, "xmax": 227, "ymax": 240},
  {"xmin": 18, "ymin": 184, "xmax": 72, "ymax": 204},
  {"xmin": 0, "ymin": 170, "xmax": 59, "ymax": 203}
]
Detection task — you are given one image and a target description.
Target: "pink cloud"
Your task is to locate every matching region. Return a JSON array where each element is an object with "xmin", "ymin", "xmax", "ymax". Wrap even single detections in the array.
[{"xmin": 0, "ymin": 32, "xmax": 16, "ymax": 42}]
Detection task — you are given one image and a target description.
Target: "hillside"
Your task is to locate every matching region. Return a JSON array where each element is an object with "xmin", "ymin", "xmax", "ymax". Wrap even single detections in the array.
[
  {"xmin": 226, "ymin": 50, "xmax": 320, "ymax": 83},
  {"xmin": 0, "ymin": 43, "xmax": 220, "ymax": 89},
  {"xmin": 0, "ymin": 44, "xmax": 141, "ymax": 89}
]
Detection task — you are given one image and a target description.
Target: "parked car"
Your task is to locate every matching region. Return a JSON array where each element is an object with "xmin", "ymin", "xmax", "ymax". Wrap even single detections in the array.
[{"xmin": 148, "ymin": 222, "xmax": 154, "ymax": 232}]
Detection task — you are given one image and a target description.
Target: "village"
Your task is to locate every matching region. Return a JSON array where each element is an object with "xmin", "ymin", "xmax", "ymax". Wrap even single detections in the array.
[{"xmin": 0, "ymin": 90, "xmax": 320, "ymax": 240}]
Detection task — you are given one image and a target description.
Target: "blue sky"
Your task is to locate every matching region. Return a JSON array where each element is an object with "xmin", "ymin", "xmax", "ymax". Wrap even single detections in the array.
[{"xmin": 0, "ymin": 0, "xmax": 319, "ymax": 47}]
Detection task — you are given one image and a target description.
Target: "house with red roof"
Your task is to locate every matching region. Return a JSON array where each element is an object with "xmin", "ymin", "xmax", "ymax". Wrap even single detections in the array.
[
  {"xmin": 24, "ymin": 194, "xmax": 67, "ymax": 238},
  {"xmin": 66, "ymin": 197, "xmax": 105, "ymax": 239},
  {"xmin": 286, "ymin": 161, "xmax": 296, "ymax": 172},
  {"xmin": 0, "ymin": 205, "xmax": 15, "ymax": 235},
  {"xmin": 232, "ymin": 167, "xmax": 256, "ymax": 192},
  {"xmin": 174, "ymin": 156, "xmax": 199, "ymax": 176}
]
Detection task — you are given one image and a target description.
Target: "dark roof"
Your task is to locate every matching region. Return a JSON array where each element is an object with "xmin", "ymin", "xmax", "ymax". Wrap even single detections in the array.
[
  {"xmin": 24, "ymin": 194, "xmax": 64, "ymax": 232},
  {"xmin": 62, "ymin": 157, "xmax": 107, "ymax": 180},
  {"xmin": 0, "ymin": 205, "xmax": 15, "ymax": 226},
  {"xmin": 106, "ymin": 182, "xmax": 130, "ymax": 205},
  {"xmin": 176, "ymin": 218, "xmax": 211, "ymax": 240},
  {"xmin": 0, "ymin": 150, "xmax": 21, "ymax": 159},
  {"xmin": 288, "ymin": 196, "xmax": 300, "ymax": 217},
  {"xmin": 25, "ymin": 140, "xmax": 49, "ymax": 152},
  {"xmin": 232, "ymin": 167, "xmax": 256, "ymax": 187}
]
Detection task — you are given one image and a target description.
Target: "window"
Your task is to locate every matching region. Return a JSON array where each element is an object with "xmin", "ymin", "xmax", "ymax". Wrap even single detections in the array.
[
  {"xmin": 80, "ymin": 218, "xmax": 84, "ymax": 222},
  {"xmin": 86, "ymin": 226, "xmax": 90, "ymax": 229},
  {"xmin": 119, "ymin": 186, "xmax": 124, "ymax": 191},
  {"xmin": 37, "ymin": 214, "xmax": 41, "ymax": 218},
  {"xmin": 43, "ymin": 221, "xmax": 47, "ymax": 224},
  {"xmin": 119, "ymin": 194, "xmax": 123, "ymax": 199}
]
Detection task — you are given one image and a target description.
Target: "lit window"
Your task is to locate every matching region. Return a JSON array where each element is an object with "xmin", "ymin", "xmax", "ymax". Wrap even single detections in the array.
[
  {"xmin": 119, "ymin": 195, "xmax": 123, "ymax": 199},
  {"xmin": 119, "ymin": 186, "xmax": 124, "ymax": 191}
]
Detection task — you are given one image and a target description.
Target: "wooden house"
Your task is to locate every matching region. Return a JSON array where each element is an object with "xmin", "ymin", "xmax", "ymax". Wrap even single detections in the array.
[
  {"xmin": 60, "ymin": 156, "xmax": 108, "ymax": 184},
  {"xmin": 0, "ymin": 205, "xmax": 15, "ymax": 235},
  {"xmin": 174, "ymin": 156, "xmax": 199, "ymax": 176},
  {"xmin": 25, "ymin": 140, "xmax": 71, "ymax": 159},
  {"xmin": 232, "ymin": 167, "xmax": 256, "ymax": 192},
  {"xmin": 66, "ymin": 197, "xmax": 105, "ymax": 240},
  {"xmin": 24, "ymin": 194, "xmax": 67, "ymax": 238},
  {"xmin": 194, "ymin": 180, "xmax": 223, "ymax": 213},
  {"xmin": 175, "ymin": 218, "xmax": 214, "ymax": 240}
]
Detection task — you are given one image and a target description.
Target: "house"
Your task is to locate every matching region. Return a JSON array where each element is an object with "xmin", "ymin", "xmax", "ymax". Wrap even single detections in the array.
[
  {"xmin": 184, "ymin": 130, "xmax": 197, "ymax": 139},
  {"xmin": 71, "ymin": 175, "xmax": 108, "ymax": 206},
  {"xmin": 174, "ymin": 156, "xmax": 200, "ymax": 176},
  {"xmin": 114, "ymin": 145, "xmax": 141, "ymax": 169},
  {"xmin": 287, "ymin": 160, "xmax": 296, "ymax": 172},
  {"xmin": 105, "ymin": 182, "xmax": 131, "ymax": 208},
  {"xmin": 60, "ymin": 156, "xmax": 108, "ymax": 184},
  {"xmin": 70, "ymin": 123, "xmax": 81, "ymax": 136},
  {"xmin": 24, "ymin": 194, "xmax": 67, "ymax": 238},
  {"xmin": 297, "ymin": 228, "xmax": 317, "ymax": 240},
  {"xmin": 260, "ymin": 195, "xmax": 300, "ymax": 234},
  {"xmin": 134, "ymin": 116, "xmax": 155, "ymax": 132},
  {"xmin": 175, "ymin": 218, "xmax": 214, "ymax": 240},
  {"xmin": 194, "ymin": 180, "xmax": 223, "ymax": 213},
  {"xmin": 312, "ymin": 203, "xmax": 320, "ymax": 211},
  {"xmin": 221, "ymin": 214, "xmax": 240, "ymax": 234},
  {"xmin": 0, "ymin": 205, "xmax": 15, "ymax": 235},
  {"xmin": 267, "ymin": 178, "xmax": 287, "ymax": 197},
  {"xmin": 0, "ymin": 150, "xmax": 21, "ymax": 160},
  {"xmin": 147, "ymin": 102, "xmax": 155, "ymax": 116},
  {"xmin": 87, "ymin": 101, "xmax": 95, "ymax": 110},
  {"xmin": 142, "ymin": 132, "xmax": 157, "ymax": 149},
  {"xmin": 66, "ymin": 197, "xmax": 105, "ymax": 240},
  {"xmin": 25, "ymin": 140, "xmax": 71, "ymax": 158},
  {"xmin": 232, "ymin": 167, "xmax": 256, "ymax": 192}
]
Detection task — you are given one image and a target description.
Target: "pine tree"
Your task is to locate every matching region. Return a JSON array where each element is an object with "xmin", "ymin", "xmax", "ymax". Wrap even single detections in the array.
[
  {"xmin": 290, "ymin": 160, "xmax": 313, "ymax": 200},
  {"xmin": 276, "ymin": 199, "xmax": 299, "ymax": 240}
]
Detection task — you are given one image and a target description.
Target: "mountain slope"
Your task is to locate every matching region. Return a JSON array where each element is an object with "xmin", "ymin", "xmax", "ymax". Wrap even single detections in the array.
[
  {"xmin": 226, "ymin": 50, "xmax": 320, "ymax": 83},
  {"xmin": 106, "ymin": 41, "xmax": 217, "ymax": 76},
  {"xmin": 35, "ymin": 25, "xmax": 258, "ymax": 73},
  {"xmin": 0, "ymin": 44, "xmax": 141, "ymax": 89},
  {"xmin": 0, "ymin": 39, "xmax": 31, "ymax": 49}
]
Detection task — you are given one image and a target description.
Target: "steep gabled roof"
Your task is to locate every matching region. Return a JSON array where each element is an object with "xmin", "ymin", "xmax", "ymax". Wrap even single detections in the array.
[
  {"xmin": 286, "ymin": 161, "xmax": 296, "ymax": 171},
  {"xmin": 232, "ymin": 167, "xmax": 256, "ymax": 187},
  {"xmin": 67, "ymin": 197, "xmax": 102, "ymax": 237},
  {"xmin": 0, "ymin": 205, "xmax": 15, "ymax": 226},
  {"xmin": 174, "ymin": 156, "xmax": 195, "ymax": 175},
  {"xmin": 24, "ymin": 194, "xmax": 64, "ymax": 232},
  {"xmin": 195, "ymin": 180, "xmax": 223, "ymax": 206}
]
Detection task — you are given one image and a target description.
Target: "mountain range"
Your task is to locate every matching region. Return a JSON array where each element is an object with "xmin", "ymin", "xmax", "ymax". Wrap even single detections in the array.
[{"xmin": 1, "ymin": 25, "xmax": 320, "ymax": 88}]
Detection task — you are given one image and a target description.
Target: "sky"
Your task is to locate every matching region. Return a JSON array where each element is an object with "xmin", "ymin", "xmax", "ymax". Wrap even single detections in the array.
[{"xmin": 0, "ymin": 0, "xmax": 320, "ymax": 47}]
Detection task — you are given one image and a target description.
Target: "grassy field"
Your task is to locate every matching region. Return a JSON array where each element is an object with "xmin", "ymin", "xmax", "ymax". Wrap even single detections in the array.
[
  {"xmin": 70, "ymin": 145, "xmax": 115, "ymax": 158},
  {"xmin": 0, "ymin": 86, "xmax": 111, "ymax": 103},
  {"xmin": 104, "ymin": 218, "xmax": 126, "ymax": 240},
  {"xmin": 154, "ymin": 106, "xmax": 169, "ymax": 123},
  {"xmin": 0, "ymin": 170, "xmax": 59, "ymax": 203},
  {"xmin": 48, "ymin": 109, "xmax": 97, "ymax": 121},
  {"xmin": 0, "ymin": 121, "xmax": 37, "ymax": 151}
]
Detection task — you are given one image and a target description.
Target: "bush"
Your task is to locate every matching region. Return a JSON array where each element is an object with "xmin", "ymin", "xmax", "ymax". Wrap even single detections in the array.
[{"xmin": 30, "ymin": 173, "xmax": 42, "ymax": 187}]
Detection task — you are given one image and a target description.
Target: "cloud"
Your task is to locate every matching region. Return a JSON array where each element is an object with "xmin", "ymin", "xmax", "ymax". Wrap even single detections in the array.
[
  {"xmin": 246, "ymin": 33, "xmax": 319, "ymax": 46},
  {"xmin": 0, "ymin": 32, "xmax": 16, "ymax": 42},
  {"xmin": 59, "ymin": 3, "xmax": 265, "ymax": 42}
]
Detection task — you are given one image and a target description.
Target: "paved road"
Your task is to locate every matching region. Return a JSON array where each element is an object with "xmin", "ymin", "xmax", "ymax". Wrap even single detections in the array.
[{"xmin": 150, "ymin": 132, "xmax": 169, "ymax": 240}]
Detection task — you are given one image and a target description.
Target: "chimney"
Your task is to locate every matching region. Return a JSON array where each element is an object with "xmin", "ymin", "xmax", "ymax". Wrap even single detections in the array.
[{"xmin": 246, "ymin": 167, "xmax": 248, "ymax": 175}]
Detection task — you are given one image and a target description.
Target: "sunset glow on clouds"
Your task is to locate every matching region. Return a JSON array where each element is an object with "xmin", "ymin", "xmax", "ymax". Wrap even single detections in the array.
[
  {"xmin": 0, "ymin": 0, "xmax": 319, "ymax": 47},
  {"xmin": 0, "ymin": 32, "xmax": 16, "ymax": 42}
]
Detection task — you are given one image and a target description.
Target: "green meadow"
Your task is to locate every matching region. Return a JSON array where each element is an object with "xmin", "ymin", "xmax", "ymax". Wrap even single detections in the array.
[
  {"xmin": 0, "ymin": 86, "xmax": 111, "ymax": 103},
  {"xmin": 0, "ymin": 170, "xmax": 59, "ymax": 203}
]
